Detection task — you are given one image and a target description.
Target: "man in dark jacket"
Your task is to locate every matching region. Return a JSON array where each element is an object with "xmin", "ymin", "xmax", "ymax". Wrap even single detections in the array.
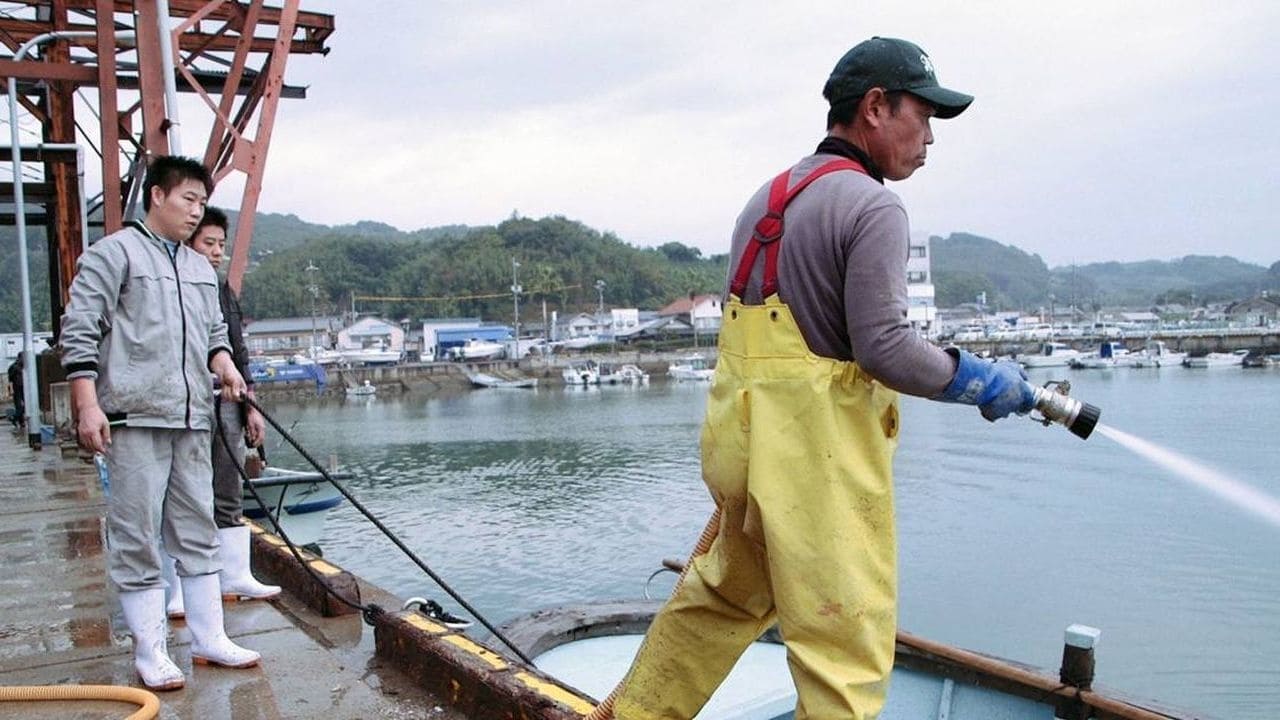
[{"xmin": 163, "ymin": 206, "xmax": 278, "ymax": 617}]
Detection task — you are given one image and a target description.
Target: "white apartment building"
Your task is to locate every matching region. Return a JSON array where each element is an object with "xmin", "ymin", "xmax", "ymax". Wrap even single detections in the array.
[{"xmin": 906, "ymin": 232, "xmax": 937, "ymax": 337}]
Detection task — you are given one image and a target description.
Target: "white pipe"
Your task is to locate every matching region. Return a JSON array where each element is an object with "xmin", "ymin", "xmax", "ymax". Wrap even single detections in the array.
[
  {"xmin": 8, "ymin": 31, "xmax": 132, "ymax": 447},
  {"xmin": 154, "ymin": 0, "xmax": 182, "ymax": 154}
]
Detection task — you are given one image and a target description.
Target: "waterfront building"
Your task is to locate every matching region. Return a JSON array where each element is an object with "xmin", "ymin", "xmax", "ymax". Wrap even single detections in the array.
[
  {"xmin": 245, "ymin": 317, "xmax": 342, "ymax": 357},
  {"xmin": 907, "ymin": 233, "xmax": 938, "ymax": 338}
]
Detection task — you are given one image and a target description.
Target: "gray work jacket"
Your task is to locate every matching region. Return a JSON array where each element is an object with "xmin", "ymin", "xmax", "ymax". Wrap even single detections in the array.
[{"xmin": 61, "ymin": 222, "xmax": 231, "ymax": 430}]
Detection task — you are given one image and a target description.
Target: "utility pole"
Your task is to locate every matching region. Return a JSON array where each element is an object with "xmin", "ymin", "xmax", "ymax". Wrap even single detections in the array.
[
  {"xmin": 306, "ymin": 262, "xmax": 319, "ymax": 353},
  {"xmin": 512, "ymin": 258, "xmax": 522, "ymax": 359}
]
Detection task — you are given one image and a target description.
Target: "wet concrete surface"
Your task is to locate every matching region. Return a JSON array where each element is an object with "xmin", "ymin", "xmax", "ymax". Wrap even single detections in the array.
[{"xmin": 0, "ymin": 429, "xmax": 468, "ymax": 719}]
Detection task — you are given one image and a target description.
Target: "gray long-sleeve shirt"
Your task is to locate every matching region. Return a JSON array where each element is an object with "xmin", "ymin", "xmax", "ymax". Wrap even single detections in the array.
[{"xmin": 727, "ymin": 149, "xmax": 956, "ymax": 398}]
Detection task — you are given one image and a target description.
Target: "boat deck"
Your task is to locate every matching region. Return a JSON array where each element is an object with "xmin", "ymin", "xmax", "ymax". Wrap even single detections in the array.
[{"xmin": 0, "ymin": 428, "xmax": 466, "ymax": 719}]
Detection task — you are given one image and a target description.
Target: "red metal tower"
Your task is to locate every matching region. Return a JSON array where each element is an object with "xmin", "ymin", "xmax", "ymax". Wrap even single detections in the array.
[{"xmin": 2, "ymin": 0, "xmax": 334, "ymax": 330}]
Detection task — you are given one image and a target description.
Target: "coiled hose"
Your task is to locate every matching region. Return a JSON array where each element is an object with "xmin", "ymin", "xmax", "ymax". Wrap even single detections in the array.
[
  {"xmin": 582, "ymin": 506, "xmax": 722, "ymax": 720},
  {"xmin": 0, "ymin": 684, "xmax": 159, "ymax": 719}
]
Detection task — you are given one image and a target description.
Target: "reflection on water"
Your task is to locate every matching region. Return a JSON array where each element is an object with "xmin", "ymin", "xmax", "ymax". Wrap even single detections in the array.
[{"xmin": 266, "ymin": 369, "xmax": 1279, "ymax": 719}]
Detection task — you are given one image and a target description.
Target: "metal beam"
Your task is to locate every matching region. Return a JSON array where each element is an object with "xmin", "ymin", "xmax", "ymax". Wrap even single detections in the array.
[{"xmin": 226, "ymin": 0, "xmax": 296, "ymax": 293}]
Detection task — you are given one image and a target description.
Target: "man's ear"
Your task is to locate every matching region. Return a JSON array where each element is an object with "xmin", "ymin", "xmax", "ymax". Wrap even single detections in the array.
[{"xmin": 861, "ymin": 88, "xmax": 889, "ymax": 128}]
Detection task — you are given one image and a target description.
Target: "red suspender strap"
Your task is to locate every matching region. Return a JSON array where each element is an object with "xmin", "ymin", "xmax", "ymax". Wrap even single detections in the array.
[{"xmin": 729, "ymin": 158, "xmax": 867, "ymax": 298}]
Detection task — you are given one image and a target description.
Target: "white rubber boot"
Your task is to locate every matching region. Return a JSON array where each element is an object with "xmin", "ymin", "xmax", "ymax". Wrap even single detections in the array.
[
  {"xmin": 119, "ymin": 588, "xmax": 185, "ymax": 691},
  {"xmin": 217, "ymin": 525, "xmax": 281, "ymax": 601},
  {"xmin": 161, "ymin": 552, "xmax": 185, "ymax": 619},
  {"xmin": 182, "ymin": 573, "xmax": 261, "ymax": 669}
]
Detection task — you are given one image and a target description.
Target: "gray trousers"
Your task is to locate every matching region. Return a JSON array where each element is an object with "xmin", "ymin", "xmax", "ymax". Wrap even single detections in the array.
[
  {"xmin": 105, "ymin": 427, "xmax": 219, "ymax": 591},
  {"xmin": 211, "ymin": 397, "xmax": 246, "ymax": 528}
]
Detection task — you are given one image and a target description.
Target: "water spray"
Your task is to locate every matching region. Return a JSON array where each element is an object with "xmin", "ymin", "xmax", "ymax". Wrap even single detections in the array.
[{"xmin": 1026, "ymin": 380, "xmax": 1101, "ymax": 440}]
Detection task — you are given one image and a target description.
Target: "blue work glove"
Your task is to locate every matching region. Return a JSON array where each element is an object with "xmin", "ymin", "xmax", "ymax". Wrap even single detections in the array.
[{"xmin": 937, "ymin": 349, "xmax": 1036, "ymax": 421}]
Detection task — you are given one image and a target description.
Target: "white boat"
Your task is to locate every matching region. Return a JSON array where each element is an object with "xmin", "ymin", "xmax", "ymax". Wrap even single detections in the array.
[
  {"xmin": 1019, "ymin": 342, "xmax": 1082, "ymax": 369},
  {"xmin": 308, "ymin": 347, "xmax": 344, "ymax": 365},
  {"xmin": 667, "ymin": 355, "xmax": 715, "ymax": 381},
  {"xmin": 1182, "ymin": 348, "xmax": 1248, "ymax": 368},
  {"xmin": 345, "ymin": 380, "xmax": 376, "ymax": 396},
  {"xmin": 497, "ymin": 599, "xmax": 1199, "ymax": 720},
  {"xmin": 340, "ymin": 345, "xmax": 401, "ymax": 365},
  {"xmin": 448, "ymin": 338, "xmax": 506, "ymax": 361},
  {"xmin": 1129, "ymin": 340, "xmax": 1186, "ymax": 368},
  {"xmin": 468, "ymin": 371, "xmax": 537, "ymax": 389},
  {"xmin": 1069, "ymin": 341, "xmax": 1134, "ymax": 369},
  {"xmin": 241, "ymin": 467, "xmax": 346, "ymax": 549},
  {"xmin": 598, "ymin": 363, "xmax": 649, "ymax": 385},
  {"xmin": 557, "ymin": 334, "xmax": 610, "ymax": 350},
  {"xmin": 562, "ymin": 360, "xmax": 599, "ymax": 386}
]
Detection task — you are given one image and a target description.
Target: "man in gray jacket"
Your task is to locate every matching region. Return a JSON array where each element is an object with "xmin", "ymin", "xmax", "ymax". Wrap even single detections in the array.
[{"xmin": 61, "ymin": 155, "xmax": 261, "ymax": 691}]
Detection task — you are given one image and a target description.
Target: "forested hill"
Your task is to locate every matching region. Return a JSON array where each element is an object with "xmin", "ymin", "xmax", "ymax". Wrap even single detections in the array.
[
  {"xmin": 931, "ymin": 232, "xmax": 1278, "ymax": 310},
  {"xmin": 237, "ymin": 214, "xmax": 729, "ymax": 321}
]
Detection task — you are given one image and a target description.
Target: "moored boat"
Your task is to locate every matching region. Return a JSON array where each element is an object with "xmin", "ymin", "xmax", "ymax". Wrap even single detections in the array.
[
  {"xmin": 667, "ymin": 355, "xmax": 715, "ymax": 381},
  {"xmin": 340, "ymin": 344, "xmax": 402, "ymax": 365},
  {"xmin": 241, "ymin": 467, "xmax": 346, "ymax": 549},
  {"xmin": 562, "ymin": 360, "xmax": 600, "ymax": 386},
  {"xmin": 1019, "ymin": 341, "xmax": 1082, "ymax": 369},
  {"xmin": 448, "ymin": 338, "xmax": 506, "ymax": 361},
  {"xmin": 1182, "ymin": 348, "xmax": 1248, "ymax": 368},
  {"xmin": 1129, "ymin": 340, "xmax": 1186, "ymax": 368},
  {"xmin": 1069, "ymin": 341, "xmax": 1134, "ymax": 369},
  {"xmin": 598, "ymin": 363, "xmax": 649, "ymax": 385},
  {"xmin": 345, "ymin": 380, "xmax": 377, "ymax": 396}
]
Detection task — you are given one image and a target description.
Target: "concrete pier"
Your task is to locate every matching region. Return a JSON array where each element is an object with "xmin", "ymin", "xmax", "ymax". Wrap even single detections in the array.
[{"xmin": 0, "ymin": 429, "xmax": 467, "ymax": 719}]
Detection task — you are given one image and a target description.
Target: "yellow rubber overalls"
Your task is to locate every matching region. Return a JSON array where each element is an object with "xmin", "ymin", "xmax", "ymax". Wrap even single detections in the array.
[{"xmin": 602, "ymin": 159, "xmax": 901, "ymax": 720}]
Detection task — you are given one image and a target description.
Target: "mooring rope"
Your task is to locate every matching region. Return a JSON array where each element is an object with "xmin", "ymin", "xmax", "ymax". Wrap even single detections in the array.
[{"xmin": 215, "ymin": 395, "xmax": 535, "ymax": 665}]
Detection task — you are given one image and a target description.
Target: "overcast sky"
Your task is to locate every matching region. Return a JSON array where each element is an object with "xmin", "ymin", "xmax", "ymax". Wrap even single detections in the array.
[{"xmin": 196, "ymin": 2, "xmax": 1278, "ymax": 269}]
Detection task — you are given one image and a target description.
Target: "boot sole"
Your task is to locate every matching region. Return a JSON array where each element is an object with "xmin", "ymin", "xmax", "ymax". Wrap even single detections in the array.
[
  {"xmin": 192, "ymin": 655, "xmax": 260, "ymax": 669},
  {"xmin": 140, "ymin": 675, "xmax": 185, "ymax": 691}
]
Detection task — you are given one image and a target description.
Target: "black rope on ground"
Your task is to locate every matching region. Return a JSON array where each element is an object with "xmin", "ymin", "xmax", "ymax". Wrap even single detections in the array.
[{"xmin": 230, "ymin": 395, "xmax": 535, "ymax": 666}]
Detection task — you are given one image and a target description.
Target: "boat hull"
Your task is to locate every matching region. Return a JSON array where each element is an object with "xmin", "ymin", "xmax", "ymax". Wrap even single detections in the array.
[
  {"xmin": 241, "ymin": 468, "xmax": 345, "ymax": 548},
  {"xmin": 496, "ymin": 600, "xmax": 1199, "ymax": 720}
]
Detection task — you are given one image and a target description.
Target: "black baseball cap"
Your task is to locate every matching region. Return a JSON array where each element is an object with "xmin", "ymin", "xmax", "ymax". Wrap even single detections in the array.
[{"xmin": 823, "ymin": 37, "xmax": 973, "ymax": 119}]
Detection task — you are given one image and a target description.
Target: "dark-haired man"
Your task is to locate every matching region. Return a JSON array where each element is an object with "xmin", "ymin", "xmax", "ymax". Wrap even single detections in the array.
[
  {"xmin": 61, "ymin": 155, "xmax": 262, "ymax": 691},
  {"xmin": 180, "ymin": 206, "xmax": 279, "ymax": 604},
  {"xmin": 596, "ymin": 38, "xmax": 1032, "ymax": 719}
]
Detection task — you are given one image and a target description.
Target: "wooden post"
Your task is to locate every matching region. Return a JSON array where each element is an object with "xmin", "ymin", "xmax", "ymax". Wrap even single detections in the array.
[{"xmin": 1055, "ymin": 623, "xmax": 1101, "ymax": 720}]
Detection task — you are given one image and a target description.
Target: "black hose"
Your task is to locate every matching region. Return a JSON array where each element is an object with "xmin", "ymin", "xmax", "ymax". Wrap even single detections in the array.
[{"xmin": 218, "ymin": 395, "xmax": 535, "ymax": 665}]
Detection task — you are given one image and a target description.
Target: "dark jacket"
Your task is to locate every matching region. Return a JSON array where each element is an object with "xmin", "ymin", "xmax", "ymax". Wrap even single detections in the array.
[{"xmin": 219, "ymin": 279, "xmax": 253, "ymax": 387}]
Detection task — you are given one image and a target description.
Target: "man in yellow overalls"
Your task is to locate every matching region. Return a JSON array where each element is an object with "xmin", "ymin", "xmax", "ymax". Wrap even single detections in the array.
[{"xmin": 594, "ymin": 38, "xmax": 1034, "ymax": 719}]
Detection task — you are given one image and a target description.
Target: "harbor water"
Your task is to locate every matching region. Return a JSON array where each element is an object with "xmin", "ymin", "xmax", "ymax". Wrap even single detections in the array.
[{"xmin": 265, "ymin": 365, "xmax": 1280, "ymax": 719}]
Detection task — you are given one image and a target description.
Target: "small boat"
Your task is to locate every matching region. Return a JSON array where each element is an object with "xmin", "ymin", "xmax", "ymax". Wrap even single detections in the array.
[
  {"xmin": 1019, "ymin": 342, "xmax": 1082, "ymax": 369},
  {"xmin": 667, "ymin": 355, "xmax": 715, "ymax": 381},
  {"xmin": 241, "ymin": 467, "xmax": 346, "ymax": 549},
  {"xmin": 1129, "ymin": 340, "xmax": 1186, "ymax": 368},
  {"xmin": 340, "ymin": 343, "xmax": 402, "ymax": 366},
  {"xmin": 498, "ymin": 599, "xmax": 1200, "ymax": 720},
  {"xmin": 1069, "ymin": 341, "xmax": 1134, "ymax": 369},
  {"xmin": 308, "ymin": 347, "xmax": 344, "ymax": 365},
  {"xmin": 448, "ymin": 338, "xmax": 507, "ymax": 361},
  {"xmin": 1241, "ymin": 351, "xmax": 1275, "ymax": 368},
  {"xmin": 345, "ymin": 380, "xmax": 377, "ymax": 396},
  {"xmin": 1182, "ymin": 348, "xmax": 1248, "ymax": 368},
  {"xmin": 598, "ymin": 363, "xmax": 649, "ymax": 385},
  {"xmin": 468, "ymin": 371, "xmax": 538, "ymax": 389},
  {"xmin": 562, "ymin": 360, "xmax": 600, "ymax": 386}
]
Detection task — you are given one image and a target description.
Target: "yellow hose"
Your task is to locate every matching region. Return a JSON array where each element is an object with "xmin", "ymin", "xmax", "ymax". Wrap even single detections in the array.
[{"xmin": 0, "ymin": 684, "xmax": 160, "ymax": 719}]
